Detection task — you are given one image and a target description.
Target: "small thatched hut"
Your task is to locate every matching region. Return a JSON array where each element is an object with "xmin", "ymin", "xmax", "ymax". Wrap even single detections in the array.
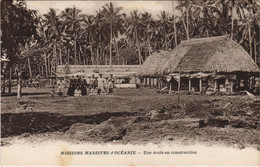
[
  {"xmin": 137, "ymin": 50, "xmax": 172, "ymax": 88},
  {"xmin": 158, "ymin": 35, "xmax": 259, "ymax": 93},
  {"xmin": 138, "ymin": 50, "xmax": 171, "ymax": 77}
]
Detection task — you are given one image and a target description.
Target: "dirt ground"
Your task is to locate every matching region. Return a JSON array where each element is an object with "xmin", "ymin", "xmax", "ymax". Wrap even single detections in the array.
[{"xmin": 1, "ymin": 87, "xmax": 260, "ymax": 150}]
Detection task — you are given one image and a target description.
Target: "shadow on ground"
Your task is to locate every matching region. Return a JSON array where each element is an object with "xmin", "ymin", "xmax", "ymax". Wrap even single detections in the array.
[
  {"xmin": 1, "ymin": 111, "xmax": 137, "ymax": 138},
  {"xmin": 1, "ymin": 92, "xmax": 50, "ymax": 97}
]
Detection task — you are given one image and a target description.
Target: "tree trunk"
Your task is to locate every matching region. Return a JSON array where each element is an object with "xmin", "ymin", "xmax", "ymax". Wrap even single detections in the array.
[
  {"xmin": 50, "ymin": 59, "xmax": 53, "ymax": 77},
  {"xmin": 90, "ymin": 46, "xmax": 94, "ymax": 65},
  {"xmin": 74, "ymin": 34, "xmax": 77, "ymax": 64},
  {"xmin": 8, "ymin": 67, "xmax": 12, "ymax": 93},
  {"xmin": 44, "ymin": 52, "xmax": 48, "ymax": 77},
  {"xmin": 254, "ymin": 38, "xmax": 257, "ymax": 63},
  {"xmin": 231, "ymin": 5, "xmax": 234, "ymax": 39},
  {"xmin": 181, "ymin": 16, "xmax": 188, "ymax": 40},
  {"xmin": 249, "ymin": 25, "xmax": 252, "ymax": 58},
  {"xmin": 59, "ymin": 40, "xmax": 62, "ymax": 65},
  {"xmin": 186, "ymin": 1, "xmax": 189, "ymax": 40},
  {"xmin": 164, "ymin": 26, "xmax": 168, "ymax": 50},
  {"xmin": 109, "ymin": 22, "xmax": 113, "ymax": 66},
  {"xmin": 54, "ymin": 42, "xmax": 57, "ymax": 67},
  {"xmin": 148, "ymin": 37, "xmax": 152, "ymax": 56},
  {"xmin": 136, "ymin": 29, "xmax": 143, "ymax": 65},
  {"xmin": 138, "ymin": 47, "xmax": 142, "ymax": 65},
  {"xmin": 41, "ymin": 65, "xmax": 44, "ymax": 76},
  {"xmin": 2, "ymin": 69, "xmax": 5, "ymax": 94},
  {"xmin": 96, "ymin": 45, "xmax": 99, "ymax": 65},
  {"xmin": 116, "ymin": 40, "xmax": 120, "ymax": 65},
  {"xmin": 28, "ymin": 57, "xmax": 32, "ymax": 80},
  {"xmin": 17, "ymin": 71, "xmax": 22, "ymax": 99},
  {"xmin": 172, "ymin": 0, "xmax": 178, "ymax": 47},
  {"xmin": 68, "ymin": 48, "xmax": 70, "ymax": 65},
  {"xmin": 48, "ymin": 56, "xmax": 51, "ymax": 76},
  {"xmin": 78, "ymin": 48, "xmax": 81, "ymax": 65}
]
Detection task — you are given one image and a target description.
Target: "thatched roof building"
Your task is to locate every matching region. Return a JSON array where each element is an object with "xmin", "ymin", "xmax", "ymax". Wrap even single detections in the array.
[
  {"xmin": 137, "ymin": 50, "xmax": 172, "ymax": 77},
  {"xmin": 160, "ymin": 35, "xmax": 259, "ymax": 75}
]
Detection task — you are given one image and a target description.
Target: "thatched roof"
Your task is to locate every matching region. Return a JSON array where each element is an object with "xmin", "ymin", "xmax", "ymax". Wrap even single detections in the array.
[
  {"xmin": 137, "ymin": 50, "xmax": 171, "ymax": 77},
  {"xmin": 160, "ymin": 35, "xmax": 259, "ymax": 74}
]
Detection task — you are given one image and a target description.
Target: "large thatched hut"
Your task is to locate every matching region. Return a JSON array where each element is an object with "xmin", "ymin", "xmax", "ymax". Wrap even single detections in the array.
[{"xmin": 158, "ymin": 35, "xmax": 259, "ymax": 93}]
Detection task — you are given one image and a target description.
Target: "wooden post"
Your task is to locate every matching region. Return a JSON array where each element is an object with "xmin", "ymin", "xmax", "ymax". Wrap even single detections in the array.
[
  {"xmin": 177, "ymin": 66, "xmax": 181, "ymax": 106},
  {"xmin": 144, "ymin": 77, "xmax": 147, "ymax": 87},
  {"xmin": 41, "ymin": 65, "xmax": 44, "ymax": 76},
  {"xmin": 188, "ymin": 77, "xmax": 191, "ymax": 91},
  {"xmin": 158, "ymin": 78, "xmax": 162, "ymax": 90},
  {"xmin": 199, "ymin": 78, "xmax": 202, "ymax": 92},
  {"xmin": 214, "ymin": 80, "xmax": 217, "ymax": 92},
  {"xmin": 169, "ymin": 79, "xmax": 172, "ymax": 94}
]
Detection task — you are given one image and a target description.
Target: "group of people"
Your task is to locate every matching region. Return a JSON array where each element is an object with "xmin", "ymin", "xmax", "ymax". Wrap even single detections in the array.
[{"xmin": 55, "ymin": 74, "xmax": 115, "ymax": 97}]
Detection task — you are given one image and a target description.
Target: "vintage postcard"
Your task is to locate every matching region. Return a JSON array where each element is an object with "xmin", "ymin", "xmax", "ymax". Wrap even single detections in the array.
[{"xmin": 1, "ymin": 0, "xmax": 260, "ymax": 166}]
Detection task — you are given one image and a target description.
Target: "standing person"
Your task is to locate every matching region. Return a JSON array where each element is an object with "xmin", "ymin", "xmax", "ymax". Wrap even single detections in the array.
[
  {"xmin": 97, "ymin": 74, "xmax": 105, "ymax": 95},
  {"xmin": 75, "ymin": 75, "xmax": 80, "ymax": 88},
  {"xmin": 81, "ymin": 76, "xmax": 87, "ymax": 96},
  {"xmin": 107, "ymin": 74, "xmax": 115, "ymax": 94},
  {"xmin": 254, "ymin": 78, "xmax": 260, "ymax": 95},
  {"xmin": 67, "ymin": 75, "xmax": 75, "ymax": 96},
  {"xmin": 90, "ymin": 74, "xmax": 95, "ymax": 89},
  {"xmin": 62, "ymin": 77, "xmax": 67, "ymax": 96},
  {"xmin": 86, "ymin": 76, "xmax": 91, "ymax": 95},
  {"xmin": 89, "ymin": 74, "xmax": 97, "ymax": 95},
  {"xmin": 51, "ymin": 85, "xmax": 55, "ymax": 98},
  {"xmin": 57, "ymin": 78, "xmax": 63, "ymax": 97}
]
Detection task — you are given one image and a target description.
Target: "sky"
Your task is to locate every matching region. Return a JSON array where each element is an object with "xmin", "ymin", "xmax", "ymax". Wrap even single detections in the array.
[{"xmin": 26, "ymin": 1, "xmax": 179, "ymax": 19}]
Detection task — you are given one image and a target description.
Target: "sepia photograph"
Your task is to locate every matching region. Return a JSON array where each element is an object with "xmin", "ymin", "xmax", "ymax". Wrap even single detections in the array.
[{"xmin": 1, "ymin": 0, "xmax": 260, "ymax": 166}]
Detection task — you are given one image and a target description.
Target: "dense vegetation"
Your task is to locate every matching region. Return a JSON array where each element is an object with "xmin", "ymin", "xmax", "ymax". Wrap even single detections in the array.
[{"xmin": 1, "ymin": 0, "xmax": 260, "ymax": 94}]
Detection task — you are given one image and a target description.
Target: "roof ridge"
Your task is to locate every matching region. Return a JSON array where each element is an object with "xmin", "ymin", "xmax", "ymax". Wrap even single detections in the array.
[{"xmin": 181, "ymin": 35, "xmax": 230, "ymax": 45}]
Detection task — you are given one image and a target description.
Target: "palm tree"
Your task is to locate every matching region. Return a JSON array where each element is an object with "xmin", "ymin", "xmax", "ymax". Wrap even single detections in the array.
[
  {"xmin": 157, "ymin": 11, "xmax": 172, "ymax": 50},
  {"xmin": 60, "ymin": 6, "xmax": 83, "ymax": 65},
  {"xmin": 82, "ymin": 15, "xmax": 96, "ymax": 65},
  {"xmin": 141, "ymin": 12, "xmax": 154, "ymax": 57},
  {"xmin": 176, "ymin": 0, "xmax": 191, "ymax": 40},
  {"xmin": 127, "ymin": 10, "xmax": 145, "ymax": 65},
  {"xmin": 172, "ymin": 0, "xmax": 178, "ymax": 47},
  {"xmin": 102, "ymin": 2, "xmax": 122, "ymax": 65},
  {"xmin": 43, "ymin": 8, "xmax": 62, "ymax": 67}
]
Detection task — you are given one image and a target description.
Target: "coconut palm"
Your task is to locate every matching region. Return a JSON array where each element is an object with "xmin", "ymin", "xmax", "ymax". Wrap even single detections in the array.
[
  {"xmin": 101, "ymin": 2, "xmax": 123, "ymax": 65},
  {"xmin": 43, "ymin": 8, "xmax": 63, "ymax": 66},
  {"xmin": 127, "ymin": 10, "xmax": 145, "ymax": 65},
  {"xmin": 60, "ymin": 6, "xmax": 84, "ymax": 65},
  {"xmin": 157, "ymin": 11, "xmax": 172, "ymax": 50},
  {"xmin": 176, "ymin": 0, "xmax": 191, "ymax": 40},
  {"xmin": 82, "ymin": 15, "xmax": 96, "ymax": 64},
  {"xmin": 141, "ymin": 12, "xmax": 154, "ymax": 57}
]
